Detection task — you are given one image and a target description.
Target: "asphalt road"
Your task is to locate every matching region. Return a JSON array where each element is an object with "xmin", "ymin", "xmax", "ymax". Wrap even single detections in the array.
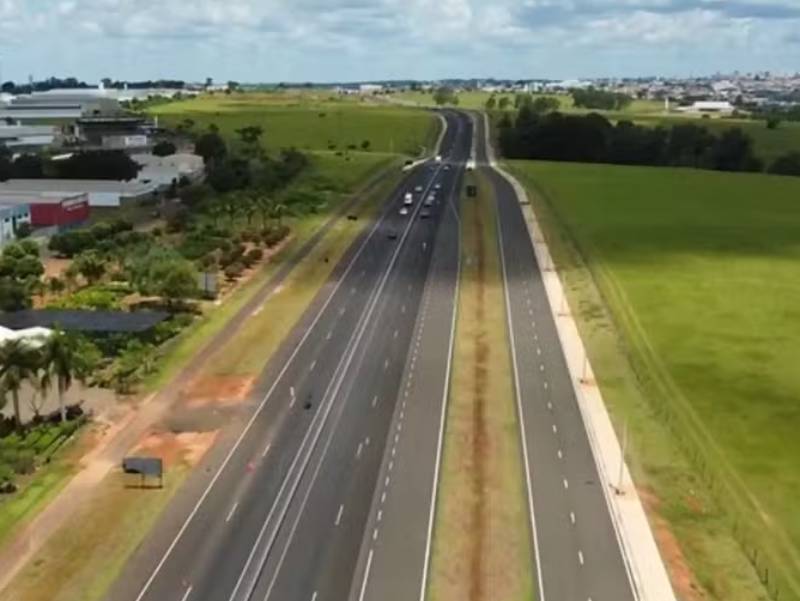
[
  {"xmin": 474, "ymin": 113, "xmax": 637, "ymax": 601},
  {"xmin": 345, "ymin": 118, "xmax": 467, "ymax": 601},
  {"xmin": 107, "ymin": 110, "xmax": 474, "ymax": 601}
]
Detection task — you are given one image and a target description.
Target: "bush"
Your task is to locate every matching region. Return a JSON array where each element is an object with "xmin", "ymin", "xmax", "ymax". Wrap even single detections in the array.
[
  {"xmin": 246, "ymin": 248, "xmax": 264, "ymax": 263},
  {"xmin": 224, "ymin": 262, "xmax": 245, "ymax": 281}
]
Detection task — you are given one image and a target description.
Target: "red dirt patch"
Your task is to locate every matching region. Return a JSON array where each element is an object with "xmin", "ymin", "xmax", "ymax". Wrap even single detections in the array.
[
  {"xmin": 182, "ymin": 375, "xmax": 255, "ymax": 409},
  {"xmin": 640, "ymin": 487, "xmax": 708, "ymax": 601},
  {"xmin": 133, "ymin": 430, "xmax": 218, "ymax": 468}
]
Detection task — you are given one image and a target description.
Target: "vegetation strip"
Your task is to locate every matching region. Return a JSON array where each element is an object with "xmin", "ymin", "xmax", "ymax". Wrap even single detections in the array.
[{"xmin": 428, "ymin": 171, "xmax": 534, "ymax": 601}]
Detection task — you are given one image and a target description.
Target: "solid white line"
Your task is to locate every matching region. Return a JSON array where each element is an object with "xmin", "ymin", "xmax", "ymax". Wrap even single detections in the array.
[
  {"xmin": 262, "ymin": 443, "xmax": 271, "ymax": 458},
  {"xmin": 309, "ymin": 359, "xmax": 317, "ymax": 372},
  {"xmin": 226, "ymin": 502, "xmax": 238, "ymax": 523},
  {"xmin": 180, "ymin": 586, "xmax": 193, "ymax": 601},
  {"xmin": 357, "ymin": 549, "xmax": 374, "ymax": 601},
  {"xmin": 335, "ymin": 504, "xmax": 344, "ymax": 526},
  {"xmin": 495, "ymin": 182, "xmax": 547, "ymax": 601},
  {"xmin": 356, "ymin": 442, "xmax": 363, "ymax": 458}
]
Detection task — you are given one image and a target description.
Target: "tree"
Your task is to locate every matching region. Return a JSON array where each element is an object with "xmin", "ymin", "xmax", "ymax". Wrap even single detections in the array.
[
  {"xmin": 38, "ymin": 329, "xmax": 86, "ymax": 422},
  {"xmin": 768, "ymin": 152, "xmax": 800, "ymax": 176},
  {"xmin": 485, "ymin": 96, "xmax": 497, "ymax": 110},
  {"xmin": 155, "ymin": 262, "xmax": 198, "ymax": 307},
  {"xmin": 73, "ymin": 250, "xmax": 107, "ymax": 285},
  {"xmin": 254, "ymin": 193, "xmax": 274, "ymax": 228},
  {"xmin": 270, "ymin": 202, "xmax": 288, "ymax": 227},
  {"xmin": 361, "ymin": 140, "xmax": 371, "ymax": 151},
  {"xmin": 12, "ymin": 154, "xmax": 45, "ymax": 178},
  {"xmin": 152, "ymin": 140, "xmax": 177, "ymax": 156},
  {"xmin": 194, "ymin": 131, "xmax": 227, "ymax": 165},
  {"xmin": 0, "ymin": 339, "xmax": 39, "ymax": 428},
  {"xmin": 531, "ymin": 96, "xmax": 560, "ymax": 114},
  {"xmin": 497, "ymin": 97, "xmax": 511, "ymax": 110},
  {"xmin": 432, "ymin": 86, "xmax": 457, "ymax": 106},
  {"xmin": 766, "ymin": 116, "xmax": 782, "ymax": 130}
]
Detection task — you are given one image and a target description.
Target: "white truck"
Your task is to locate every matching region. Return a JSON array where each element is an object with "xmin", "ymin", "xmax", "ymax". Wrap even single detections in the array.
[{"xmin": 404, "ymin": 192, "xmax": 414, "ymax": 206}]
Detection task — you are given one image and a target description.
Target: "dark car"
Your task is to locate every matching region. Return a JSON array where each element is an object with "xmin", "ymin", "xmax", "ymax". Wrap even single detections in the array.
[
  {"xmin": 420, "ymin": 210, "xmax": 432, "ymax": 219},
  {"xmin": 387, "ymin": 230, "xmax": 399, "ymax": 240}
]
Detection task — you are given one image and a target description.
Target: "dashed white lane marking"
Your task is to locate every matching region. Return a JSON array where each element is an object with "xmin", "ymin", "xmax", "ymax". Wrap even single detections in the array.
[
  {"xmin": 365, "ymin": 436, "xmax": 370, "ymax": 446},
  {"xmin": 391, "ymin": 447, "xmax": 396, "ymax": 458},
  {"xmin": 552, "ymin": 424, "xmax": 558, "ymax": 434},
  {"xmin": 539, "ymin": 364, "xmax": 545, "ymax": 372},
  {"xmin": 401, "ymin": 305, "xmax": 406, "ymax": 314},
  {"xmin": 335, "ymin": 504, "xmax": 344, "ymax": 526},
  {"xmin": 570, "ymin": 511, "xmax": 576, "ymax": 525},
  {"xmin": 536, "ymin": 347, "xmax": 541, "ymax": 355},
  {"xmin": 385, "ymin": 475, "xmax": 391, "ymax": 487},
  {"xmin": 372, "ymin": 395, "xmax": 378, "ymax": 408},
  {"xmin": 531, "ymin": 320, "xmax": 536, "ymax": 328},
  {"xmin": 563, "ymin": 478, "xmax": 569, "ymax": 490},
  {"xmin": 339, "ymin": 307, "xmax": 346, "ymax": 316},
  {"xmin": 351, "ymin": 286, "xmax": 357, "ymax": 295},
  {"xmin": 388, "ymin": 460, "xmax": 394, "ymax": 472},
  {"xmin": 356, "ymin": 442, "xmax": 363, "ymax": 458},
  {"xmin": 311, "ymin": 591, "xmax": 318, "ymax": 601},
  {"xmin": 529, "ymin": 308, "xmax": 534, "ymax": 316},
  {"xmin": 326, "ymin": 330, "xmax": 333, "ymax": 341},
  {"xmin": 384, "ymin": 358, "xmax": 390, "ymax": 370},
  {"xmin": 373, "ymin": 527, "xmax": 379, "ymax": 541},
  {"xmin": 262, "ymin": 443, "xmax": 271, "ymax": 458},
  {"xmin": 180, "ymin": 586, "xmax": 193, "ymax": 601},
  {"xmin": 377, "ymin": 509, "xmax": 383, "ymax": 522},
  {"xmin": 309, "ymin": 359, "xmax": 317, "ymax": 372},
  {"xmin": 289, "ymin": 395, "xmax": 296, "ymax": 408},
  {"xmin": 558, "ymin": 449, "xmax": 563, "ymax": 459},
  {"xmin": 393, "ymin": 329, "xmax": 398, "ymax": 339},
  {"xmin": 394, "ymin": 433, "xmax": 400, "ymax": 444},
  {"xmin": 543, "ymin": 381, "xmax": 548, "ymax": 389},
  {"xmin": 381, "ymin": 491, "xmax": 387, "ymax": 504},
  {"xmin": 547, "ymin": 401, "xmax": 552, "ymax": 410},
  {"xmin": 226, "ymin": 502, "xmax": 239, "ymax": 523},
  {"xmin": 578, "ymin": 550, "xmax": 585, "ymax": 566}
]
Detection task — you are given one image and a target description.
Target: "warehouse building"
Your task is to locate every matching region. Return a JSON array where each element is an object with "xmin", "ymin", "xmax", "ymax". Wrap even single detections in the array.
[
  {"xmin": 0, "ymin": 179, "xmax": 158, "ymax": 208},
  {"xmin": 0, "ymin": 203, "xmax": 31, "ymax": 246},
  {"xmin": 0, "ymin": 90, "xmax": 122, "ymax": 123},
  {"xmin": 0, "ymin": 192, "xmax": 89, "ymax": 229},
  {"xmin": 0, "ymin": 124, "xmax": 59, "ymax": 151}
]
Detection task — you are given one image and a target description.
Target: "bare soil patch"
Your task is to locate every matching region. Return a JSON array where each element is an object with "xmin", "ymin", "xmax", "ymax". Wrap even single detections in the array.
[{"xmin": 182, "ymin": 375, "xmax": 255, "ymax": 409}]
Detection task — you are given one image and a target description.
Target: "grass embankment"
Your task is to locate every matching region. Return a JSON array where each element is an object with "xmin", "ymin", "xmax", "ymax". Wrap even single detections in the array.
[
  {"xmin": 149, "ymin": 92, "xmax": 438, "ymax": 156},
  {"xmin": 0, "ymin": 158, "xmax": 409, "ymax": 601},
  {"xmin": 507, "ymin": 159, "xmax": 800, "ymax": 601},
  {"xmin": 428, "ymin": 172, "xmax": 534, "ymax": 601}
]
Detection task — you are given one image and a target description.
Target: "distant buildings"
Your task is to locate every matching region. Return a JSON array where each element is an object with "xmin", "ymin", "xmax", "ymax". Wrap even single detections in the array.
[
  {"xmin": 0, "ymin": 192, "xmax": 89, "ymax": 229},
  {"xmin": 0, "ymin": 203, "xmax": 31, "ymax": 245},
  {"xmin": 0, "ymin": 179, "xmax": 158, "ymax": 208},
  {"xmin": 676, "ymin": 101, "xmax": 736, "ymax": 116}
]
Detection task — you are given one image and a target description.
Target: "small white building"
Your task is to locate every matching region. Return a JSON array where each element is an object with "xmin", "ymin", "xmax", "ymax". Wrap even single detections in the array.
[
  {"xmin": 0, "ymin": 203, "xmax": 32, "ymax": 246},
  {"xmin": 677, "ymin": 101, "xmax": 736, "ymax": 116},
  {"xmin": 0, "ymin": 124, "xmax": 59, "ymax": 150},
  {"xmin": 132, "ymin": 152, "xmax": 204, "ymax": 188}
]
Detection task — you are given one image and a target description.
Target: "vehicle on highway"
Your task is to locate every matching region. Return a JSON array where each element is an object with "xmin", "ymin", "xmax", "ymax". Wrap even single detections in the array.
[
  {"xmin": 419, "ymin": 209, "xmax": 431, "ymax": 219},
  {"xmin": 414, "ymin": 185, "xmax": 423, "ymax": 193},
  {"xmin": 434, "ymin": 183, "xmax": 442, "ymax": 190},
  {"xmin": 424, "ymin": 198, "xmax": 434, "ymax": 207},
  {"xmin": 435, "ymin": 155, "xmax": 442, "ymax": 162},
  {"xmin": 400, "ymin": 207, "xmax": 410, "ymax": 216},
  {"xmin": 466, "ymin": 159, "xmax": 475, "ymax": 171},
  {"xmin": 387, "ymin": 229, "xmax": 398, "ymax": 240},
  {"xmin": 404, "ymin": 193, "xmax": 414, "ymax": 206},
  {"xmin": 443, "ymin": 165, "xmax": 451, "ymax": 171}
]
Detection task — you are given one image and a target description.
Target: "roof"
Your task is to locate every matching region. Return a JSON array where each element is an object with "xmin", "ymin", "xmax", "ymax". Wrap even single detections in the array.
[
  {"xmin": 0, "ymin": 179, "xmax": 158, "ymax": 196},
  {"xmin": 0, "ymin": 191, "xmax": 86, "ymax": 206},
  {"xmin": 122, "ymin": 457, "xmax": 163, "ymax": 477},
  {"xmin": 0, "ymin": 310, "xmax": 169, "ymax": 333},
  {"xmin": 0, "ymin": 325, "xmax": 51, "ymax": 346}
]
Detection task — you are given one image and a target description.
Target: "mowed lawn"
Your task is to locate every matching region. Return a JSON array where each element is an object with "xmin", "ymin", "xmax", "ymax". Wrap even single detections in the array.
[
  {"xmin": 510, "ymin": 160, "xmax": 800, "ymax": 599},
  {"xmin": 149, "ymin": 93, "xmax": 437, "ymax": 155}
]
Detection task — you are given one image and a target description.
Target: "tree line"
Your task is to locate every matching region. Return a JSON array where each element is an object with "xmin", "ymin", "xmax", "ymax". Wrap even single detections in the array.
[
  {"xmin": 498, "ymin": 107, "xmax": 800, "ymax": 177},
  {"xmin": 0, "ymin": 148, "xmax": 141, "ymax": 181}
]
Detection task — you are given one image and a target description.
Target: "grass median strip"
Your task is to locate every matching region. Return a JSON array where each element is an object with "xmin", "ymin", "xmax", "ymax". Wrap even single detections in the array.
[{"xmin": 428, "ymin": 171, "xmax": 535, "ymax": 601}]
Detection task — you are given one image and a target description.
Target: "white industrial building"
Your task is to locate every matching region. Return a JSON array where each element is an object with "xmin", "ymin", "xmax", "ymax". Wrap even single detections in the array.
[
  {"xmin": 0, "ymin": 124, "xmax": 59, "ymax": 151},
  {"xmin": 0, "ymin": 179, "xmax": 158, "ymax": 208},
  {"xmin": 0, "ymin": 203, "xmax": 31, "ymax": 246}
]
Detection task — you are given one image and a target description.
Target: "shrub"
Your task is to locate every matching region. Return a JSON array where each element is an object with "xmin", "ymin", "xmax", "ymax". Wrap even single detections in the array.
[
  {"xmin": 246, "ymin": 248, "xmax": 264, "ymax": 263},
  {"xmin": 224, "ymin": 262, "xmax": 244, "ymax": 281}
]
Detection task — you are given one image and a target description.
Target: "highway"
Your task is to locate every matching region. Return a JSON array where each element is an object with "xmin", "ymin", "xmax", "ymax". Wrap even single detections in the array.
[
  {"xmin": 107, "ymin": 110, "xmax": 473, "ymax": 601},
  {"xmin": 474, "ymin": 114, "xmax": 637, "ymax": 601}
]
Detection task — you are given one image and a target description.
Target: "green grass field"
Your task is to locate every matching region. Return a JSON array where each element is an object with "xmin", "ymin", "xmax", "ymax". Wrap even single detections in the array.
[
  {"xmin": 509, "ymin": 160, "xmax": 800, "ymax": 601},
  {"xmin": 149, "ymin": 93, "xmax": 438, "ymax": 156}
]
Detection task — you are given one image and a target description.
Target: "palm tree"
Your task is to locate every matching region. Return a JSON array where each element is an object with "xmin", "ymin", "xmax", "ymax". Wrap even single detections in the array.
[
  {"xmin": 0, "ymin": 338, "xmax": 40, "ymax": 429},
  {"xmin": 39, "ymin": 329, "xmax": 81, "ymax": 423},
  {"xmin": 254, "ymin": 193, "xmax": 274, "ymax": 228},
  {"xmin": 270, "ymin": 202, "xmax": 288, "ymax": 227}
]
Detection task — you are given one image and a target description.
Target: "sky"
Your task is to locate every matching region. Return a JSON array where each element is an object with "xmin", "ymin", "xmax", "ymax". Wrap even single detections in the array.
[{"xmin": 1, "ymin": 0, "xmax": 800, "ymax": 83}]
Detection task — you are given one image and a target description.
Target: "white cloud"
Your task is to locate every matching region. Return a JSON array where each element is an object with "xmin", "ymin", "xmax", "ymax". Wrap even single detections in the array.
[{"xmin": 1, "ymin": 1, "xmax": 799, "ymax": 81}]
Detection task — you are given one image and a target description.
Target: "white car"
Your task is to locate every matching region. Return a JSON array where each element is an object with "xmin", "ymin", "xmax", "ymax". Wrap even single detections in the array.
[
  {"xmin": 414, "ymin": 185, "xmax": 423, "ymax": 193},
  {"xmin": 434, "ymin": 183, "xmax": 442, "ymax": 190},
  {"xmin": 435, "ymin": 155, "xmax": 442, "ymax": 162},
  {"xmin": 426, "ymin": 194, "xmax": 436, "ymax": 203},
  {"xmin": 404, "ymin": 192, "xmax": 414, "ymax": 205},
  {"xmin": 400, "ymin": 207, "xmax": 410, "ymax": 216}
]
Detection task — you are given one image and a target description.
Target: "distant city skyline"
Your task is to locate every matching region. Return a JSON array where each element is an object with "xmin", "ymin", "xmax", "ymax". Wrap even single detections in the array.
[{"xmin": 1, "ymin": 0, "xmax": 800, "ymax": 83}]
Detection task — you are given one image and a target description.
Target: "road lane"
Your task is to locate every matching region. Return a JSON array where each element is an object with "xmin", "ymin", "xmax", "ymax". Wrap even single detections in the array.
[
  {"xmin": 108, "ymin": 112, "xmax": 466, "ymax": 601},
  {"xmin": 475, "ymin": 112, "xmax": 637, "ymax": 601}
]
